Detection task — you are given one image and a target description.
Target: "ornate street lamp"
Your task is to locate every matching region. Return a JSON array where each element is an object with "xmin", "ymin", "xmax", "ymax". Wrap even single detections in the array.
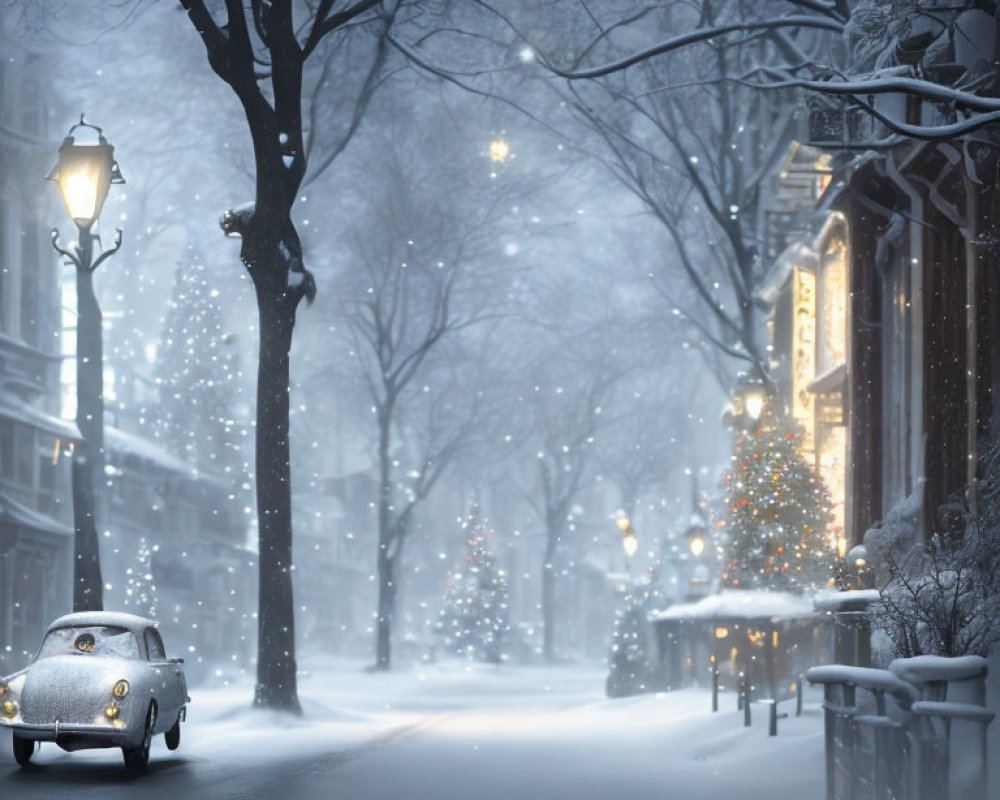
[{"xmin": 48, "ymin": 117, "xmax": 124, "ymax": 612}]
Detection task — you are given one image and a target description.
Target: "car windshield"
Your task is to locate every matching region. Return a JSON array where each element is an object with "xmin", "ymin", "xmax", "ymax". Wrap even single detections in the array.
[{"xmin": 36, "ymin": 626, "xmax": 140, "ymax": 661}]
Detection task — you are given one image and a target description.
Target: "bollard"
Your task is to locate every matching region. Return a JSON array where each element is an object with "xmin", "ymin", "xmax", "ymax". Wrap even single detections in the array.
[
  {"xmin": 737, "ymin": 672, "xmax": 745, "ymax": 712},
  {"xmin": 711, "ymin": 662, "xmax": 719, "ymax": 713},
  {"xmin": 796, "ymin": 677, "xmax": 803, "ymax": 717},
  {"xmin": 768, "ymin": 700, "xmax": 778, "ymax": 736},
  {"xmin": 743, "ymin": 680, "xmax": 752, "ymax": 727}
]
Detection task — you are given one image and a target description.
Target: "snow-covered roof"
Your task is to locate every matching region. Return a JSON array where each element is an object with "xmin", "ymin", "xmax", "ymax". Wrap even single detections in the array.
[
  {"xmin": 105, "ymin": 427, "xmax": 228, "ymax": 489},
  {"xmin": 0, "ymin": 394, "xmax": 80, "ymax": 441},
  {"xmin": 46, "ymin": 611, "xmax": 157, "ymax": 637},
  {"xmin": 650, "ymin": 589, "xmax": 817, "ymax": 622},
  {"xmin": 0, "ymin": 491, "xmax": 73, "ymax": 537}
]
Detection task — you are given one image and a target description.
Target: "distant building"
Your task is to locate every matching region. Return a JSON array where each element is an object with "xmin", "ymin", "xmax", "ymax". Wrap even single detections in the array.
[
  {"xmin": 0, "ymin": 34, "xmax": 76, "ymax": 671},
  {"xmin": 101, "ymin": 426, "xmax": 255, "ymax": 679}
]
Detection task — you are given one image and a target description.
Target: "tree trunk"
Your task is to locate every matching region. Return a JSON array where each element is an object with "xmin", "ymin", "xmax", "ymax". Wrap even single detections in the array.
[
  {"xmin": 73, "ymin": 242, "xmax": 104, "ymax": 612},
  {"xmin": 542, "ymin": 536, "xmax": 557, "ymax": 661},
  {"xmin": 252, "ymin": 295, "xmax": 300, "ymax": 713},
  {"xmin": 374, "ymin": 405, "xmax": 395, "ymax": 670},
  {"xmin": 375, "ymin": 548, "xmax": 396, "ymax": 670}
]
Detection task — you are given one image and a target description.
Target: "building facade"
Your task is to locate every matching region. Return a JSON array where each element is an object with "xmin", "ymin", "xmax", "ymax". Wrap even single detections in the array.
[
  {"xmin": 0, "ymin": 34, "xmax": 77, "ymax": 672},
  {"xmin": 762, "ymin": 142, "xmax": 1000, "ymax": 552}
]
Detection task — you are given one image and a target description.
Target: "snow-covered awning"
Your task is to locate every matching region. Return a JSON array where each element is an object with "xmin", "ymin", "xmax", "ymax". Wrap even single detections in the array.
[
  {"xmin": 0, "ymin": 394, "xmax": 80, "ymax": 441},
  {"xmin": 0, "ymin": 491, "xmax": 73, "ymax": 537},
  {"xmin": 649, "ymin": 589, "xmax": 817, "ymax": 623},
  {"xmin": 105, "ymin": 427, "xmax": 228, "ymax": 488}
]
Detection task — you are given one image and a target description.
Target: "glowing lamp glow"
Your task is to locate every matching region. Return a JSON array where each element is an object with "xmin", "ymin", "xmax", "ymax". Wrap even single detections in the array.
[
  {"xmin": 490, "ymin": 139, "xmax": 510, "ymax": 163},
  {"xmin": 616, "ymin": 517, "xmax": 632, "ymax": 533},
  {"xmin": 744, "ymin": 390, "xmax": 765, "ymax": 421},
  {"xmin": 622, "ymin": 531, "xmax": 639, "ymax": 559},
  {"xmin": 689, "ymin": 536, "xmax": 706, "ymax": 557},
  {"xmin": 732, "ymin": 373, "xmax": 769, "ymax": 424},
  {"xmin": 47, "ymin": 118, "xmax": 124, "ymax": 228}
]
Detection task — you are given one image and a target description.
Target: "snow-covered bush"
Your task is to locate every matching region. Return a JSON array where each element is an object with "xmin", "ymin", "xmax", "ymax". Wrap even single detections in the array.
[
  {"xmin": 871, "ymin": 405, "xmax": 1000, "ymax": 658},
  {"xmin": 871, "ymin": 532, "xmax": 1000, "ymax": 658}
]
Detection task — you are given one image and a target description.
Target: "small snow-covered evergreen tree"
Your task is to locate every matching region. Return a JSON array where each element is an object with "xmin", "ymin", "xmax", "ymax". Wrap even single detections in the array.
[
  {"xmin": 154, "ymin": 250, "xmax": 245, "ymax": 479},
  {"xmin": 721, "ymin": 416, "xmax": 834, "ymax": 592},
  {"xmin": 123, "ymin": 536, "xmax": 157, "ymax": 619},
  {"xmin": 435, "ymin": 503, "xmax": 509, "ymax": 663},
  {"xmin": 605, "ymin": 594, "xmax": 651, "ymax": 697}
]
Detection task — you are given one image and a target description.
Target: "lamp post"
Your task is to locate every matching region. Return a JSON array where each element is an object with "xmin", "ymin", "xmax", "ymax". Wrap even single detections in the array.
[{"xmin": 48, "ymin": 117, "xmax": 124, "ymax": 612}]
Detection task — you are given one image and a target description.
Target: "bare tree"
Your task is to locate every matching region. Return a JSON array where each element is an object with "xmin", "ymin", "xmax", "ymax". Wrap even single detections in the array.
[
  {"xmin": 536, "ymin": 1, "xmax": 1000, "ymax": 142},
  {"xmin": 509, "ymin": 286, "xmax": 634, "ymax": 660},
  {"xmin": 177, "ymin": 0, "xmax": 408, "ymax": 711},
  {"xmin": 335, "ymin": 104, "xmax": 529, "ymax": 669}
]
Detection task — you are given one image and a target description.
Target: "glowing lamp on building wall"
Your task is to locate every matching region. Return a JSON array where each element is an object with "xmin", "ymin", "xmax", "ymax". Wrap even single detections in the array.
[
  {"xmin": 689, "ymin": 535, "xmax": 706, "ymax": 557},
  {"xmin": 47, "ymin": 118, "xmax": 125, "ymax": 228}
]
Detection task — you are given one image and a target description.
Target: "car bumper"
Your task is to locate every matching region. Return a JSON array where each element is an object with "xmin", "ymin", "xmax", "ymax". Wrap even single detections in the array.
[{"xmin": 1, "ymin": 718, "xmax": 131, "ymax": 750}]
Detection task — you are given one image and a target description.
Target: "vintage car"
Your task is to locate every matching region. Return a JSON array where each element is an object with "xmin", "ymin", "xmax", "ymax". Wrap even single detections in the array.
[{"xmin": 0, "ymin": 611, "xmax": 188, "ymax": 774}]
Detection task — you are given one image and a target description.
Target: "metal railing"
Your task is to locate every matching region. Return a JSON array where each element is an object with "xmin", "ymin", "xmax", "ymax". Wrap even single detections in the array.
[{"xmin": 806, "ymin": 658, "xmax": 994, "ymax": 800}]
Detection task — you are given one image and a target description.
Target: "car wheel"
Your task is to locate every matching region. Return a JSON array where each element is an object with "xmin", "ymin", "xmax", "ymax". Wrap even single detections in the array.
[
  {"xmin": 12, "ymin": 737, "xmax": 34, "ymax": 767},
  {"xmin": 165, "ymin": 714, "xmax": 181, "ymax": 751},
  {"xmin": 123, "ymin": 702, "xmax": 156, "ymax": 776}
]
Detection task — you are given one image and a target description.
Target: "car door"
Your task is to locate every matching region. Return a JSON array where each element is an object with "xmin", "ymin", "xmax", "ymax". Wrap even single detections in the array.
[{"xmin": 144, "ymin": 627, "xmax": 185, "ymax": 732}]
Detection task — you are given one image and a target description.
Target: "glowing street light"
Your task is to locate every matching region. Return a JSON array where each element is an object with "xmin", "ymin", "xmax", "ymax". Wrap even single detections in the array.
[
  {"xmin": 48, "ymin": 117, "xmax": 125, "ymax": 612},
  {"xmin": 48, "ymin": 118, "xmax": 125, "ymax": 227},
  {"xmin": 616, "ymin": 516, "xmax": 639, "ymax": 559}
]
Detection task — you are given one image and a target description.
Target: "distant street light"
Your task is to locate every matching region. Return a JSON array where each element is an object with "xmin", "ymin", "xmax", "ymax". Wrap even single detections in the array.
[
  {"xmin": 490, "ymin": 138, "xmax": 510, "ymax": 163},
  {"xmin": 48, "ymin": 117, "xmax": 125, "ymax": 612},
  {"xmin": 617, "ymin": 516, "xmax": 639, "ymax": 559}
]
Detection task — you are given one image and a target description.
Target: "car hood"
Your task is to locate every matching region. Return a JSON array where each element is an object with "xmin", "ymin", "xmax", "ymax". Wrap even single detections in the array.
[{"xmin": 21, "ymin": 655, "xmax": 140, "ymax": 725}]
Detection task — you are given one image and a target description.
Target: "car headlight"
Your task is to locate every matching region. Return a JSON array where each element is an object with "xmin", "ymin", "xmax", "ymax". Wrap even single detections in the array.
[
  {"xmin": 0, "ymin": 673, "xmax": 25, "ymax": 721},
  {"xmin": 112, "ymin": 679, "xmax": 129, "ymax": 699}
]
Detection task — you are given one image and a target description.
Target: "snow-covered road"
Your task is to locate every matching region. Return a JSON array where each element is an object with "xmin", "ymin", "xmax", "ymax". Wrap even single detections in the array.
[{"xmin": 0, "ymin": 660, "xmax": 825, "ymax": 799}]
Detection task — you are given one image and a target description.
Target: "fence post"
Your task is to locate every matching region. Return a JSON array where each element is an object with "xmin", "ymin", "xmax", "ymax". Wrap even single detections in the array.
[
  {"xmin": 744, "ymin": 678, "xmax": 752, "ymax": 728},
  {"xmin": 796, "ymin": 676, "xmax": 803, "ymax": 717},
  {"xmin": 737, "ymin": 671, "xmax": 745, "ymax": 712},
  {"xmin": 768, "ymin": 700, "xmax": 778, "ymax": 736},
  {"xmin": 711, "ymin": 660, "xmax": 719, "ymax": 713}
]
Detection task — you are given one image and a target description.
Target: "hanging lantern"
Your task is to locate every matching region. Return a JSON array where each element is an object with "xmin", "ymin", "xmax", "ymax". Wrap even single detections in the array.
[{"xmin": 47, "ymin": 117, "xmax": 125, "ymax": 228}]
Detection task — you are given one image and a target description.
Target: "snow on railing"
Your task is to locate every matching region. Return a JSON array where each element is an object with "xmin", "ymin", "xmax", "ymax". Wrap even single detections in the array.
[{"xmin": 806, "ymin": 657, "xmax": 994, "ymax": 800}]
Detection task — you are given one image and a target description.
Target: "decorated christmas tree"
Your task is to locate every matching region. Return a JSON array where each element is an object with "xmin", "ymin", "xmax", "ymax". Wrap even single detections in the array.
[
  {"xmin": 435, "ymin": 503, "xmax": 510, "ymax": 663},
  {"xmin": 721, "ymin": 416, "xmax": 834, "ymax": 592}
]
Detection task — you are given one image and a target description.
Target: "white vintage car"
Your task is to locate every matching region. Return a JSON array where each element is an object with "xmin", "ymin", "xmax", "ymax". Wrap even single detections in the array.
[{"xmin": 0, "ymin": 611, "xmax": 188, "ymax": 774}]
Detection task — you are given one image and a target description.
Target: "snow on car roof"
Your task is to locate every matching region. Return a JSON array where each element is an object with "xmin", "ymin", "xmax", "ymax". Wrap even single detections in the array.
[{"xmin": 46, "ymin": 611, "xmax": 157, "ymax": 637}]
